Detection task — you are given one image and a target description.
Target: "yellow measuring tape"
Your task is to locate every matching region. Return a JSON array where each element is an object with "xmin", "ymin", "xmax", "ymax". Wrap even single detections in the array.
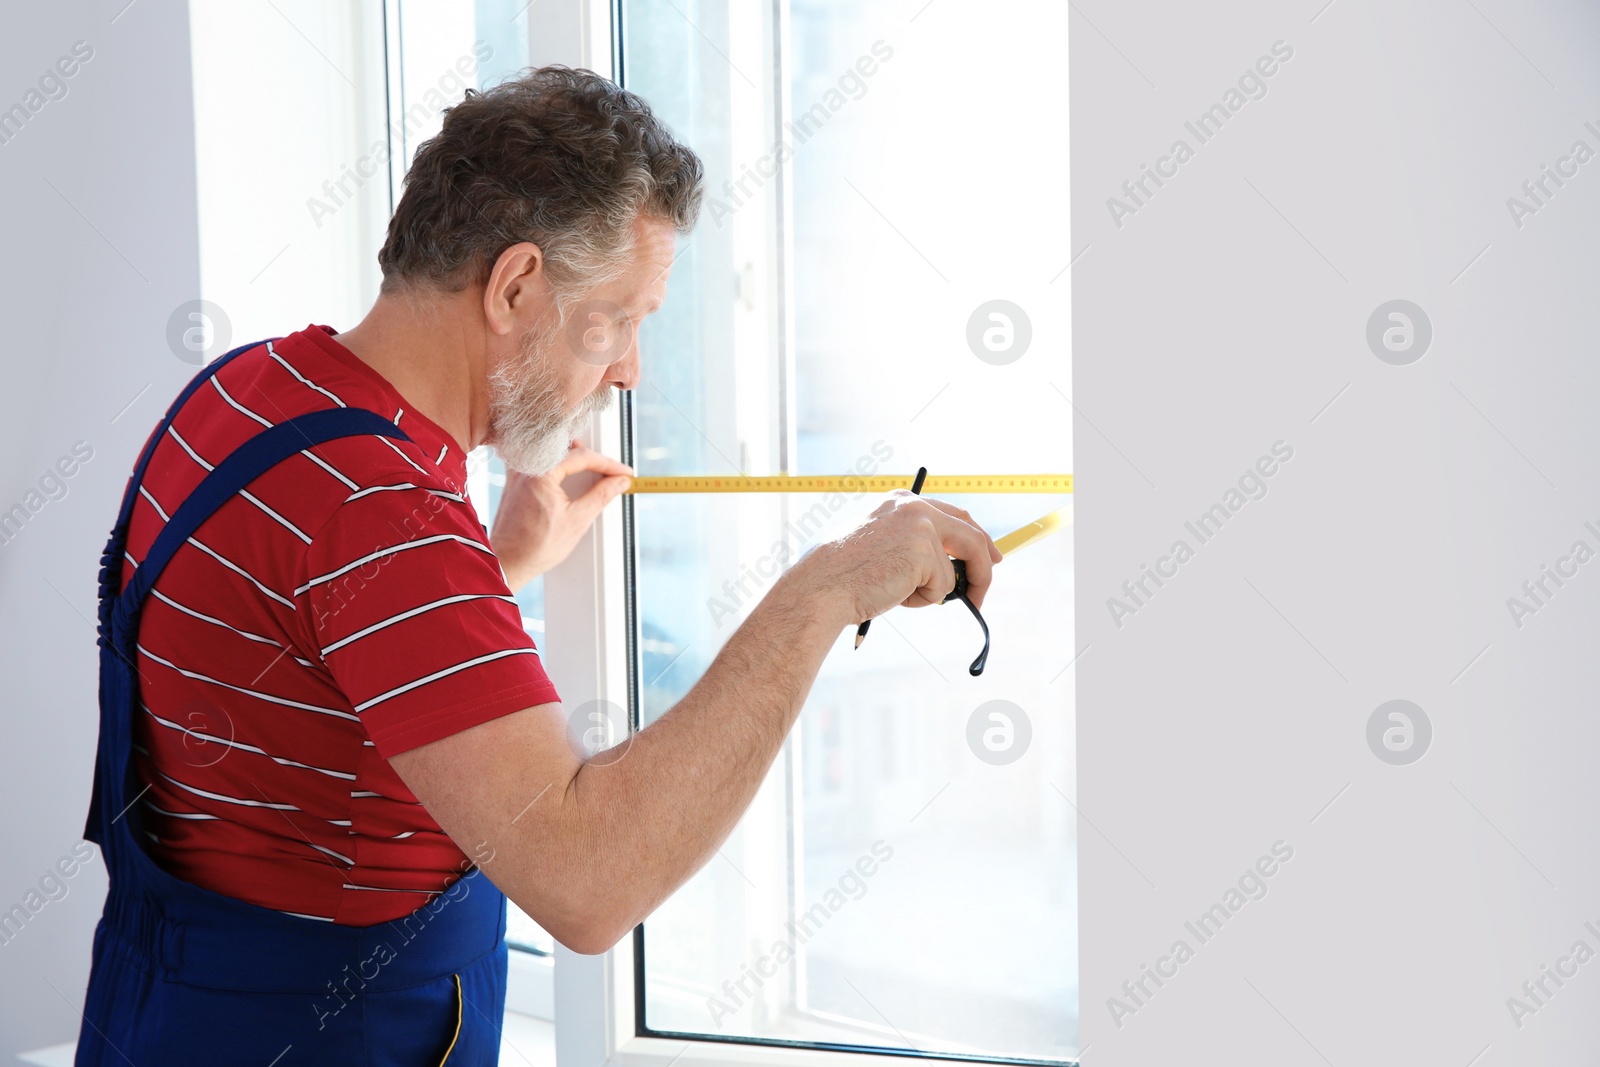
[
  {"xmin": 623, "ymin": 474, "xmax": 1072, "ymax": 557},
  {"xmin": 624, "ymin": 474, "xmax": 1072, "ymax": 494}
]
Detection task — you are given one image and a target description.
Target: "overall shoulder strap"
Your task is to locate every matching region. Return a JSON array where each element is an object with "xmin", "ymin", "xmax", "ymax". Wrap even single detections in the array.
[{"xmin": 115, "ymin": 407, "xmax": 409, "ymax": 623}]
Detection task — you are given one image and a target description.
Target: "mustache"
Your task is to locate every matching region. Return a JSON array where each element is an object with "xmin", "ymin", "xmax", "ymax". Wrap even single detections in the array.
[{"xmin": 576, "ymin": 384, "xmax": 615, "ymax": 419}]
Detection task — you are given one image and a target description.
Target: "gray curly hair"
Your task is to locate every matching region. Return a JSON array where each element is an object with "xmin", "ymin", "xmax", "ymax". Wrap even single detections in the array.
[{"xmin": 377, "ymin": 65, "xmax": 703, "ymax": 305}]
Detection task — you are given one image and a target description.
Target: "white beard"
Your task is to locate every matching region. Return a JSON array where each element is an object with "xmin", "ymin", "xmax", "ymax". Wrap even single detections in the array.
[{"xmin": 486, "ymin": 323, "xmax": 614, "ymax": 475}]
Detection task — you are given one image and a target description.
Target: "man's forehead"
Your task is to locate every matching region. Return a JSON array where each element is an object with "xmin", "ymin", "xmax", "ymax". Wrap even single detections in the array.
[{"xmin": 636, "ymin": 216, "xmax": 679, "ymax": 282}]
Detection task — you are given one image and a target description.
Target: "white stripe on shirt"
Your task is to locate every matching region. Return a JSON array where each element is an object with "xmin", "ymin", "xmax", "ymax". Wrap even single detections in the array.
[
  {"xmin": 267, "ymin": 340, "xmax": 346, "ymax": 407},
  {"xmin": 142, "ymin": 705, "xmax": 356, "ymax": 779},
  {"xmin": 377, "ymin": 434, "xmax": 432, "ymax": 478},
  {"xmin": 320, "ymin": 593, "xmax": 518, "ymax": 656},
  {"xmin": 212, "ymin": 374, "xmax": 359, "ymax": 491},
  {"xmin": 344, "ymin": 483, "xmax": 464, "ymax": 504},
  {"xmin": 354, "ymin": 648, "xmax": 540, "ymax": 713},
  {"xmin": 138, "ymin": 483, "xmax": 297, "ymax": 611},
  {"xmin": 139, "ymin": 485, "xmax": 170, "ymax": 521},
  {"xmin": 167, "ymin": 425, "xmax": 312, "ymax": 544},
  {"xmin": 308, "ymin": 842, "xmax": 354, "ymax": 865},
  {"xmin": 144, "ymin": 800, "xmax": 219, "ymax": 821},
  {"xmin": 149, "ymin": 589, "xmax": 315, "ymax": 667},
  {"xmin": 343, "ymin": 883, "xmax": 440, "ymax": 895},
  {"xmin": 295, "ymin": 533, "xmax": 495, "ymax": 595},
  {"xmin": 137, "ymin": 646, "xmax": 360, "ymax": 721},
  {"xmin": 211, "ymin": 377, "xmax": 271, "ymax": 427},
  {"xmin": 301, "ymin": 450, "xmax": 359, "ymax": 490},
  {"xmin": 158, "ymin": 771, "xmax": 300, "ymax": 811},
  {"xmin": 182, "ymin": 537, "xmax": 296, "ymax": 610}
]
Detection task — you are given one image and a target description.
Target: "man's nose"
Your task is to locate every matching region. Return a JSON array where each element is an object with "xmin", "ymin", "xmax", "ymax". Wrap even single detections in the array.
[{"xmin": 606, "ymin": 336, "xmax": 641, "ymax": 391}]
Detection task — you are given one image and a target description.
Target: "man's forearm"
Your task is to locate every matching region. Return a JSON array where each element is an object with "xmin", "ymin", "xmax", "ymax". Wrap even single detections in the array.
[{"xmin": 548, "ymin": 573, "xmax": 849, "ymax": 945}]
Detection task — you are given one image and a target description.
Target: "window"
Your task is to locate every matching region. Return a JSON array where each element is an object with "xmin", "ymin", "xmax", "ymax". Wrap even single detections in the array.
[{"xmin": 618, "ymin": 0, "xmax": 1075, "ymax": 1062}]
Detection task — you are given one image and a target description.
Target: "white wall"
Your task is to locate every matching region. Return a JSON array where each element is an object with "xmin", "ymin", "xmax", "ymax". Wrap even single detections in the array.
[
  {"xmin": 0, "ymin": 1, "xmax": 200, "ymax": 1059},
  {"xmin": 1075, "ymin": 1, "xmax": 1600, "ymax": 1063}
]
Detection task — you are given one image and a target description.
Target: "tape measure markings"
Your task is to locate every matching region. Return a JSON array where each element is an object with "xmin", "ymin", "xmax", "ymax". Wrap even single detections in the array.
[{"xmin": 624, "ymin": 474, "xmax": 1072, "ymax": 495}]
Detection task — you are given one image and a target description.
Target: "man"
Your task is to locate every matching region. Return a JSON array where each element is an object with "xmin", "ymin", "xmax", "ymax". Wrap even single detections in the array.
[{"xmin": 78, "ymin": 67, "xmax": 999, "ymax": 1064}]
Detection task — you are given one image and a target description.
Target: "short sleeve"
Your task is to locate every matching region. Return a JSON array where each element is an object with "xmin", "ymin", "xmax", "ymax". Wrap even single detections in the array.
[{"xmin": 298, "ymin": 478, "xmax": 561, "ymax": 757}]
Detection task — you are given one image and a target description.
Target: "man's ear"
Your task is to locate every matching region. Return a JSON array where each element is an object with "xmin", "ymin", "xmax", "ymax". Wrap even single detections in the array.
[{"xmin": 483, "ymin": 241, "xmax": 549, "ymax": 336}]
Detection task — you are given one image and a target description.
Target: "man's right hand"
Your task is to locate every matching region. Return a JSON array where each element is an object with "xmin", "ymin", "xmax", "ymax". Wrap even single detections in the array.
[{"xmin": 792, "ymin": 490, "xmax": 1003, "ymax": 629}]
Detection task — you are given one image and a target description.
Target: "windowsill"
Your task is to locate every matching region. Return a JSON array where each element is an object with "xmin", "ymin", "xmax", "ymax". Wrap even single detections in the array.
[
  {"xmin": 498, "ymin": 1011, "xmax": 557, "ymax": 1065},
  {"xmin": 16, "ymin": 1043, "xmax": 72, "ymax": 1067},
  {"xmin": 506, "ymin": 945, "xmax": 556, "ymax": 1018}
]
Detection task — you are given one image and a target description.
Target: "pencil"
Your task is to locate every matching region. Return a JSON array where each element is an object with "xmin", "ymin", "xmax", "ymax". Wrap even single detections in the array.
[{"xmin": 855, "ymin": 466, "xmax": 928, "ymax": 649}]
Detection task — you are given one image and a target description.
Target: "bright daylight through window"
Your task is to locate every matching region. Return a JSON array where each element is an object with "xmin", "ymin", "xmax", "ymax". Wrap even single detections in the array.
[{"xmin": 618, "ymin": 0, "xmax": 1074, "ymax": 1061}]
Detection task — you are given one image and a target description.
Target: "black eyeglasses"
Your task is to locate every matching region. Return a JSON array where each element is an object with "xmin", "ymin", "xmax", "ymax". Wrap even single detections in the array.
[{"xmin": 944, "ymin": 558, "xmax": 990, "ymax": 676}]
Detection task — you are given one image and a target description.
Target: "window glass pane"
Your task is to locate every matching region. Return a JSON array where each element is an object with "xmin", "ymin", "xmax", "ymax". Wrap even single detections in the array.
[{"xmin": 626, "ymin": 0, "xmax": 1073, "ymax": 1060}]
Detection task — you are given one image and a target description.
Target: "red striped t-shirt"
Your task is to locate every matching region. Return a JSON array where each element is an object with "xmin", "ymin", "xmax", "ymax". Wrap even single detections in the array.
[{"xmin": 121, "ymin": 325, "xmax": 559, "ymax": 924}]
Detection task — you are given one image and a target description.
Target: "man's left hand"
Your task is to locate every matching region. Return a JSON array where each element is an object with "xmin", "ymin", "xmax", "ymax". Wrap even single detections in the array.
[{"xmin": 490, "ymin": 442, "xmax": 633, "ymax": 591}]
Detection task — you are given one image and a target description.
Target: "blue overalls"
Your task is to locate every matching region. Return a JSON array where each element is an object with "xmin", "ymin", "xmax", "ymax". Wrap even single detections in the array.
[{"xmin": 77, "ymin": 343, "xmax": 509, "ymax": 1065}]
